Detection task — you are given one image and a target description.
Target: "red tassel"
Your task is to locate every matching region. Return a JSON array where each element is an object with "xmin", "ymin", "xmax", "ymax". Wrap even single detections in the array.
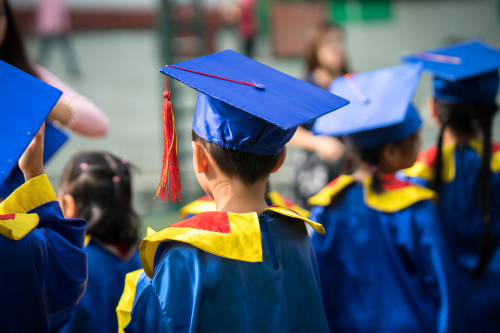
[{"xmin": 154, "ymin": 77, "xmax": 182, "ymax": 202}]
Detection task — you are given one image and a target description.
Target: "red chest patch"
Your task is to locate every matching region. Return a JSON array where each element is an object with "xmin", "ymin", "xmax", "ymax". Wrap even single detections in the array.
[
  {"xmin": 416, "ymin": 146, "xmax": 438, "ymax": 167},
  {"xmin": 169, "ymin": 211, "xmax": 231, "ymax": 233},
  {"xmin": 380, "ymin": 174, "xmax": 411, "ymax": 191},
  {"xmin": 0, "ymin": 214, "xmax": 15, "ymax": 220}
]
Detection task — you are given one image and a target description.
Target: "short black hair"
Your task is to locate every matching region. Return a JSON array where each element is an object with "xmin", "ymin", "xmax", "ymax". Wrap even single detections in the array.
[
  {"xmin": 192, "ymin": 130, "xmax": 280, "ymax": 185},
  {"xmin": 354, "ymin": 131, "xmax": 419, "ymax": 194}
]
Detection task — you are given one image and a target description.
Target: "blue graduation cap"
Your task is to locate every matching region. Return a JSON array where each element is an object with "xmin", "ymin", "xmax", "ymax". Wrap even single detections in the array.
[
  {"xmin": 0, "ymin": 60, "xmax": 62, "ymax": 191},
  {"xmin": 313, "ymin": 63, "xmax": 423, "ymax": 149},
  {"xmin": 401, "ymin": 39, "xmax": 500, "ymax": 103},
  {"xmin": 155, "ymin": 49, "xmax": 350, "ymax": 201},
  {"xmin": 0, "ymin": 122, "xmax": 68, "ymax": 199}
]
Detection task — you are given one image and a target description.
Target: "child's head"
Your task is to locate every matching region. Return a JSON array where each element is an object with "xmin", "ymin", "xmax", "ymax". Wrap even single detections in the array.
[
  {"xmin": 59, "ymin": 152, "xmax": 140, "ymax": 249},
  {"xmin": 191, "ymin": 130, "xmax": 286, "ymax": 197},
  {"xmin": 355, "ymin": 129, "xmax": 421, "ymax": 193}
]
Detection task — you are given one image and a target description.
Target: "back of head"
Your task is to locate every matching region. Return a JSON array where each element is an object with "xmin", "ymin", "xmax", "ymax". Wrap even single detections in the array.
[
  {"xmin": 60, "ymin": 152, "xmax": 140, "ymax": 250},
  {"xmin": 192, "ymin": 130, "xmax": 280, "ymax": 185}
]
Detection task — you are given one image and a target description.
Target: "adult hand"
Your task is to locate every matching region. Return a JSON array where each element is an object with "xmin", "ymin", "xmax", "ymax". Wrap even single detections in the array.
[
  {"xmin": 19, "ymin": 123, "xmax": 45, "ymax": 182},
  {"xmin": 313, "ymin": 135, "xmax": 345, "ymax": 163}
]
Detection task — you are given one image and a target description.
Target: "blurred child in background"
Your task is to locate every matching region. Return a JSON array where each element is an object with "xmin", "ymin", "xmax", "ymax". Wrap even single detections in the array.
[
  {"xmin": 402, "ymin": 39, "xmax": 500, "ymax": 332},
  {"xmin": 50, "ymin": 152, "xmax": 142, "ymax": 333},
  {"xmin": 309, "ymin": 64, "xmax": 466, "ymax": 333},
  {"xmin": 289, "ymin": 21, "xmax": 350, "ymax": 209},
  {"xmin": 0, "ymin": 60, "xmax": 87, "ymax": 333}
]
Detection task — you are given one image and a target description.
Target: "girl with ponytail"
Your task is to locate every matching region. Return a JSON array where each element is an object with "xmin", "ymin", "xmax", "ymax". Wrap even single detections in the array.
[
  {"xmin": 50, "ymin": 152, "xmax": 142, "ymax": 333},
  {"xmin": 402, "ymin": 39, "xmax": 500, "ymax": 331},
  {"xmin": 308, "ymin": 64, "xmax": 466, "ymax": 333}
]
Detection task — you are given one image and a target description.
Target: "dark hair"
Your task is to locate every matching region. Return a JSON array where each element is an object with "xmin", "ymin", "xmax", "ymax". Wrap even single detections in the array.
[
  {"xmin": 432, "ymin": 99, "xmax": 499, "ymax": 277},
  {"xmin": 192, "ymin": 130, "xmax": 280, "ymax": 185},
  {"xmin": 0, "ymin": 0, "xmax": 38, "ymax": 77},
  {"xmin": 305, "ymin": 21, "xmax": 349, "ymax": 75},
  {"xmin": 356, "ymin": 132, "xmax": 419, "ymax": 194},
  {"xmin": 60, "ymin": 152, "xmax": 140, "ymax": 251}
]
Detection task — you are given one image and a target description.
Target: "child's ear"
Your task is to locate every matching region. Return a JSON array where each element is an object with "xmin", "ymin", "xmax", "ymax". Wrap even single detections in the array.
[
  {"xmin": 192, "ymin": 141, "xmax": 209, "ymax": 174},
  {"xmin": 61, "ymin": 194, "xmax": 77, "ymax": 219},
  {"xmin": 271, "ymin": 146, "xmax": 287, "ymax": 173}
]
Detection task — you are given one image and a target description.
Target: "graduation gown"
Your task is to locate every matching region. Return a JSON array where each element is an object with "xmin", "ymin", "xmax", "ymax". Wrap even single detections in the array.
[
  {"xmin": 0, "ymin": 175, "xmax": 87, "ymax": 333},
  {"xmin": 123, "ymin": 205, "xmax": 329, "ymax": 333},
  {"xmin": 402, "ymin": 140, "xmax": 500, "ymax": 332},
  {"xmin": 309, "ymin": 174, "xmax": 465, "ymax": 333},
  {"xmin": 50, "ymin": 237, "xmax": 142, "ymax": 333}
]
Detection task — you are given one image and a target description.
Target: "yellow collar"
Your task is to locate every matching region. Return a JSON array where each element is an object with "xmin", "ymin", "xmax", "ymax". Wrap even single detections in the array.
[
  {"xmin": 308, "ymin": 175, "xmax": 355, "ymax": 207},
  {"xmin": 0, "ymin": 214, "xmax": 40, "ymax": 240},
  {"xmin": 403, "ymin": 140, "xmax": 500, "ymax": 183},
  {"xmin": 178, "ymin": 195, "xmax": 216, "ymax": 219},
  {"xmin": 139, "ymin": 206, "xmax": 322, "ymax": 278},
  {"xmin": 308, "ymin": 175, "xmax": 435, "ymax": 213},
  {"xmin": 0, "ymin": 174, "xmax": 58, "ymax": 240},
  {"xmin": 363, "ymin": 175, "xmax": 436, "ymax": 213}
]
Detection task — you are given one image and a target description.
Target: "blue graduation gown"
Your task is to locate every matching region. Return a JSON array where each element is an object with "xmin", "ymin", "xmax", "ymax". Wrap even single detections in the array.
[
  {"xmin": 309, "ymin": 174, "xmax": 465, "ymax": 333},
  {"xmin": 0, "ymin": 175, "xmax": 87, "ymax": 333},
  {"xmin": 125, "ymin": 206, "xmax": 329, "ymax": 333},
  {"xmin": 50, "ymin": 238, "xmax": 142, "ymax": 333},
  {"xmin": 402, "ymin": 140, "xmax": 500, "ymax": 332}
]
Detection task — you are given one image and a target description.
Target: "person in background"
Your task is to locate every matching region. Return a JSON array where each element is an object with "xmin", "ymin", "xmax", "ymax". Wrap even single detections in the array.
[
  {"xmin": 0, "ymin": 59, "xmax": 87, "ymax": 333},
  {"xmin": 401, "ymin": 39, "xmax": 500, "ymax": 332},
  {"xmin": 49, "ymin": 152, "xmax": 142, "ymax": 333},
  {"xmin": 35, "ymin": 0, "xmax": 80, "ymax": 74},
  {"xmin": 308, "ymin": 64, "xmax": 467, "ymax": 332},
  {"xmin": 288, "ymin": 21, "xmax": 350, "ymax": 208},
  {"xmin": 0, "ymin": 0, "xmax": 108, "ymax": 137},
  {"xmin": 0, "ymin": 0, "xmax": 108, "ymax": 201}
]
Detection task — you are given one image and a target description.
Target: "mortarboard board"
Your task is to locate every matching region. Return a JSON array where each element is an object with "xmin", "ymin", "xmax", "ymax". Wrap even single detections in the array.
[
  {"xmin": 0, "ymin": 121, "xmax": 68, "ymax": 199},
  {"xmin": 313, "ymin": 63, "xmax": 423, "ymax": 149},
  {"xmin": 156, "ymin": 49, "xmax": 350, "ymax": 201},
  {"xmin": 0, "ymin": 60, "xmax": 62, "ymax": 190},
  {"xmin": 401, "ymin": 39, "xmax": 500, "ymax": 104}
]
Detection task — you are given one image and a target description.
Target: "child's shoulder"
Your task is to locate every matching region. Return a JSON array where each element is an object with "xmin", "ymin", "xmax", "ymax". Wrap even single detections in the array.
[
  {"xmin": 308, "ymin": 175, "xmax": 356, "ymax": 207},
  {"xmin": 364, "ymin": 175, "xmax": 436, "ymax": 213},
  {"xmin": 140, "ymin": 211, "xmax": 262, "ymax": 278},
  {"xmin": 179, "ymin": 195, "xmax": 216, "ymax": 219}
]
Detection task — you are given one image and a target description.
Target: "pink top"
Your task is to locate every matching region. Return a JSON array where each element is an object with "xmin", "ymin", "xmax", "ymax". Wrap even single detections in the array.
[
  {"xmin": 35, "ymin": 0, "xmax": 71, "ymax": 36},
  {"xmin": 36, "ymin": 65, "xmax": 109, "ymax": 137}
]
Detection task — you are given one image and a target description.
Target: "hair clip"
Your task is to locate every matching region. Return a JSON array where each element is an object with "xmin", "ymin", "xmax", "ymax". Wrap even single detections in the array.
[
  {"xmin": 80, "ymin": 163, "xmax": 88, "ymax": 171},
  {"xmin": 112, "ymin": 175, "xmax": 121, "ymax": 183},
  {"xmin": 121, "ymin": 157, "xmax": 128, "ymax": 164}
]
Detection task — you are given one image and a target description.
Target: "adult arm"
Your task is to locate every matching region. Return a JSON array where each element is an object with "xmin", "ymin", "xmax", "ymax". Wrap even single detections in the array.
[
  {"xmin": 288, "ymin": 126, "xmax": 345, "ymax": 163},
  {"xmin": 36, "ymin": 65, "xmax": 109, "ymax": 137}
]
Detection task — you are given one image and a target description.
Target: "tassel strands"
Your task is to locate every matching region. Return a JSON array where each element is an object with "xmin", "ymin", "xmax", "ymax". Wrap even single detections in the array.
[{"xmin": 154, "ymin": 76, "xmax": 182, "ymax": 202}]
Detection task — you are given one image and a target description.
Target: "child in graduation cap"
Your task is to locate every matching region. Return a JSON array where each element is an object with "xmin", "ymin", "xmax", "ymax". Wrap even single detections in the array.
[
  {"xmin": 308, "ymin": 64, "xmax": 467, "ymax": 333},
  {"xmin": 401, "ymin": 39, "xmax": 500, "ymax": 332},
  {"xmin": 116, "ymin": 183, "xmax": 309, "ymax": 332},
  {"xmin": 0, "ymin": 60, "xmax": 87, "ymax": 333},
  {"xmin": 49, "ymin": 152, "xmax": 142, "ymax": 333},
  {"xmin": 123, "ymin": 50, "xmax": 349, "ymax": 332}
]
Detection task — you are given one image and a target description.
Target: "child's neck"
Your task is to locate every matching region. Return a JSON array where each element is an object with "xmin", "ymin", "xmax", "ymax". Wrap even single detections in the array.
[
  {"xmin": 211, "ymin": 178, "xmax": 269, "ymax": 215},
  {"xmin": 352, "ymin": 162, "xmax": 397, "ymax": 182},
  {"xmin": 442, "ymin": 127, "xmax": 477, "ymax": 146}
]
